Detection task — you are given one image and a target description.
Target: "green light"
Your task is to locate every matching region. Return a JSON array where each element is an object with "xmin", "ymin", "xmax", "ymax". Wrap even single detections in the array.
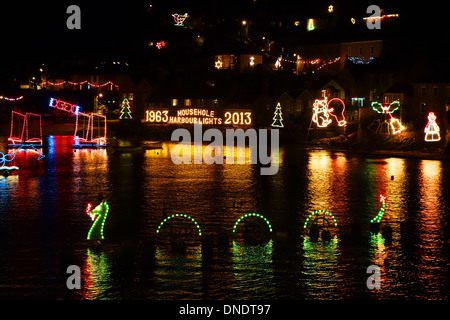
[
  {"xmin": 87, "ymin": 201, "xmax": 109, "ymax": 240},
  {"xmin": 370, "ymin": 195, "xmax": 386, "ymax": 224},
  {"xmin": 156, "ymin": 213, "xmax": 202, "ymax": 236},
  {"xmin": 232, "ymin": 213, "xmax": 273, "ymax": 233},
  {"xmin": 303, "ymin": 210, "xmax": 338, "ymax": 229}
]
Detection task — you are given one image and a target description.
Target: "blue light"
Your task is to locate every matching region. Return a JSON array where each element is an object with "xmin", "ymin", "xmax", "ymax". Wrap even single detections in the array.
[{"xmin": 49, "ymin": 98, "xmax": 54, "ymax": 107}]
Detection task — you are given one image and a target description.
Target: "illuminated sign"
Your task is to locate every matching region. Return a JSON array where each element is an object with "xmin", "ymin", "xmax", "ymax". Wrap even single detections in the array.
[{"xmin": 145, "ymin": 108, "xmax": 253, "ymax": 126}]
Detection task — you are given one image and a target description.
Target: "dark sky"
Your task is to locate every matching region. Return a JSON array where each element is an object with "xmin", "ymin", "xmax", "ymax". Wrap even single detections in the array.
[{"xmin": 0, "ymin": 1, "xmax": 449, "ymax": 80}]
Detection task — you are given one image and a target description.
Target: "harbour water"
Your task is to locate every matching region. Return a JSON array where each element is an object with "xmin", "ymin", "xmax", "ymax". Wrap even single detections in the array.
[{"xmin": 0, "ymin": 135, "xmax": 449, "ymax": 300}]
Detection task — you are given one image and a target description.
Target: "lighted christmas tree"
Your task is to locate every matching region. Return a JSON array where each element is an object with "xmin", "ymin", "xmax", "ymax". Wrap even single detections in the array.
[
  {"xmin": 119, "ymin": 98, "xmax": 132, "ymax": 120},
  {"xmin": 271, "ymin": 102, "xmax": 284, "ymax": 128}
]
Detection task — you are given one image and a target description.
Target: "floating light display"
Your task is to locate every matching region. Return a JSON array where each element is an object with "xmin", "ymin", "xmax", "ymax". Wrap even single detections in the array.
[
  {"xmin": 303, "ymin": 210, "xmax": 338, "ymax": 229},
  {"xmin": 119, "ymin": 98, "xmax": 132, "ymax": 120},
  {"xmin": 0, "ymin": 95, "xmax": 23, "ymax": 101},
  {"xmin": 73, "ymin": 113, "xmax": 107, "ymax": 148},
  {"xmin": 0, "ymin": 152, "xmax": 18, "ymax": 173},
  {"xmin": 0, "ymin": 144, "xmax": 45, "ymax": 176},
  {"xmin": 371, "ymin": 195, "xmax": 386, "ymax": 224},
  {"xmin": 156, "ymin": 213, "xmax": 202, "ymax": 236},
  {"xmin": 424, "ymin": 112, "xmax": 441, "ymax": 142},
  {"xmin": 172, "ymin": 13, "xmax": 188, "ymax": 26},
  {"xmin": 232, "ymin": 213, "xmax": 273, "ymax": 233},
  {"xmin": 271, "ymin": 102, "xmax": 284, "ymax": 128},
  {"xmin": 86, "ymin": 200, "xmax": 109, "ymax": 240},
  {"xmin": 8, "ymin": 111, "xmax": 43, "ymax": 147},
  {"xmin": 49, "ymin": 98, "xmax": 107, "ymax": 148},
  {"xmin": 312, "ymin": 98, "xmax": 346, "ymax": 127},
  {"xmin": 369, "ymin": 101, "xmax": 404, "ymax": 135}
]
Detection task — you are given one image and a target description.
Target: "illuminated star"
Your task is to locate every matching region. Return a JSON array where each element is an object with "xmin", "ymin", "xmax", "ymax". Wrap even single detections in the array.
[{"xmin": 215, "ymin": 59, "xmax": 223, "ymax": 69}]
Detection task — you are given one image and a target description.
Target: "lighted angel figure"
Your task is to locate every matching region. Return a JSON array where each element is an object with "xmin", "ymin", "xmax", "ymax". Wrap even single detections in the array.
[
  {"xmin": 424, "ymin": 112, "xmax": 441, "ymax": 142},
  {"xmin": 312, "ymin": 97, "xmax": 347, "ymax": 127},
  {"xmin": 369, "ymin": 101, "xmax": 404, "ymax": 135},
  {"xmin": 172, "ymin": 13, "xmax": 188, "ymax": 26}
]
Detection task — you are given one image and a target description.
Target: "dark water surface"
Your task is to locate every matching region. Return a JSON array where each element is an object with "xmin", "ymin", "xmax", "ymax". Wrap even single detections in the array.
[{"xmin": 1, "ymin": 135, "xmax": 450, "ymax": 300}]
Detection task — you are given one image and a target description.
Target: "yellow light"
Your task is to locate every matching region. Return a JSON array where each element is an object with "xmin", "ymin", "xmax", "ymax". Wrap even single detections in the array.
[
  {"xmin": 242, "ymin": 20, "xmax": 247, "ymax": 26},
  {"xmin": 307, "ymin": 19, "xmax": 315, "ymax": 31},
  {"xmin": 328, "ymin": 5, "xmax": 334, "ymax": 13}
]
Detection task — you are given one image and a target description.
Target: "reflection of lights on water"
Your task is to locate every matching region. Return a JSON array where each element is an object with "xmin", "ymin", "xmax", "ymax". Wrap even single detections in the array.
[
  {"xmin": 231, "ymin": 241, "xmax": 274, "ymax": 297},
  {"xmin": 302, "ymin": 237, "xmax": 340, "ymax": 298},
  {"xmin": 369, "ymin": 232, "xmax": 387, "ymax": 266},
  {"xmin": 81, "ymin": 249, "xmax": 113, "ymax": 300}
]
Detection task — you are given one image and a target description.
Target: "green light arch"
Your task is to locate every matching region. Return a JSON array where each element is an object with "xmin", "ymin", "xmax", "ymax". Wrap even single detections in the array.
[
  {"xmin": 303, "ymin": 210, "xmax": 338, "ymax": 229},
  {"xmin": 156, "ymin": 214, "xmax": 202, "ymax": 236},
  {"xmin": 232, "ymin": 213, "xmax": 273, "ymax": 233}
]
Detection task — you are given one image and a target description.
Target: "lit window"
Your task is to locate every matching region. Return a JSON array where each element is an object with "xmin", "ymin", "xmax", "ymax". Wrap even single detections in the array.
[
  {"xmin": 172, "ymin": 99, "xmax": 178, "ymax": 107},
  {"xmin": 185, "ymin": 99, "xmax": 191, "ymax": 107}
]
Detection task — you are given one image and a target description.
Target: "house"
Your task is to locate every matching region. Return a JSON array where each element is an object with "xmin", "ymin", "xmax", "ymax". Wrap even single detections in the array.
[{"xmin": 214, "ymin": 54, "xmax": 263, "ymax": 72}]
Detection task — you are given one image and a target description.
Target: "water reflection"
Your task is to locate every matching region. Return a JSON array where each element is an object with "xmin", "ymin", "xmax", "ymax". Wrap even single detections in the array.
[
  {"xmin": 415, "ymin": 160, "xmax": 446, "ymax": 299},
  {"xmin": 154, "ymin": 245, "xmax": 204, "ymax": 299},
  {"xmin": 81, "ymin": 248, "xmax": 114, "ymax": 300},
  {"xmin": 301, "ymin": 237, "xmax": 340, "ymax": 299},
  {"xmin": 231, "ymin": 240, "xmax": 274, "ymax": 299},
  {"xmin": 2, "ymin": 136, "xmax": 450, "ymax": 299}
]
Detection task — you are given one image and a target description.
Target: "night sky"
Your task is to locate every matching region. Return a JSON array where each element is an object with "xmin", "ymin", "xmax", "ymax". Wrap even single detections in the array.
[{"xmin": 0, "ymin": 1, "xmax": 449, "ymax": 82}]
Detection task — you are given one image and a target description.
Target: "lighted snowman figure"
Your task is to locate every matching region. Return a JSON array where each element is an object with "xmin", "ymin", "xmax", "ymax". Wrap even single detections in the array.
[{"xmin": 424, "ymin": 112, "xmax": 441, "ymax": 142}]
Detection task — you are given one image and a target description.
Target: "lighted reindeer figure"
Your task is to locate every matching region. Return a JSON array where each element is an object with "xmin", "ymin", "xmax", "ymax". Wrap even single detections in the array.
[{"xmin": 312, "ymin": 97, "xmax": 347, "ymax": 127}]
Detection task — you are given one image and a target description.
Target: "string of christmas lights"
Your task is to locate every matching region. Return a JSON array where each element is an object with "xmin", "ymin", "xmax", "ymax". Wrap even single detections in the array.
[
  {"xmin": 363, "ymin": 14, "xmax": 399, "ymax": 21},
  {"xmin": 41, "ymin": 80, "xmax": 119, "ymax": 90},
  {"xmin": 156, "ymin": 213, "xmax": 202, "ymax": 236},
  {"xmin": 348, "ymin": 56, "xmax": 374, "ymax": 64},
  {"xmin": 232, "ymin": 213, "xmax": 273, "ymax": 233},
  {"xmin": 316, "ymin": 57, "xmax": 341, "ymax": 71},
  {"xmin": 0, "ymin": 95, "xmax": 24, "ymax": 101}
]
